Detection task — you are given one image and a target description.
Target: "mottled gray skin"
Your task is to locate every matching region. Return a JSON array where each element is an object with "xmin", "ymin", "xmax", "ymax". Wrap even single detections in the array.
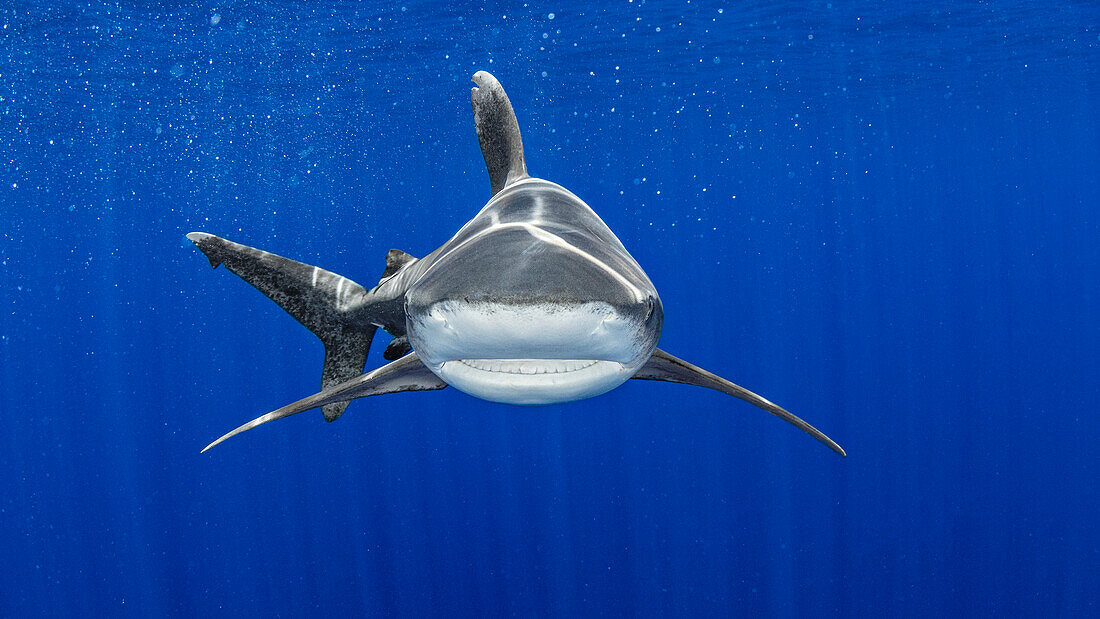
[
  {"xmin": 185, "ymin": 232, "xmax": 379, "ymax": 421},
  {"xmin": 187, "ymin": 71, "xmax": 846, "ymax": 456}
]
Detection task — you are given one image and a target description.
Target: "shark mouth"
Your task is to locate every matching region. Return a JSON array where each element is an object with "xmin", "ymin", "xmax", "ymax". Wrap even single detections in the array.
[
  {"xmin": 435, "ymin": 358, "xmax": 632, "ymax": 405},
  {"xmin": 455, "ymin": 358, "xmax": 601, "ymax": 375}
]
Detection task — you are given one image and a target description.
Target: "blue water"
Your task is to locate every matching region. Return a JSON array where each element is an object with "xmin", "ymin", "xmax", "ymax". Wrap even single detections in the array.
[{"xmin": 2, "ymin": 2, "xmax": 1097, "ymax": 616}]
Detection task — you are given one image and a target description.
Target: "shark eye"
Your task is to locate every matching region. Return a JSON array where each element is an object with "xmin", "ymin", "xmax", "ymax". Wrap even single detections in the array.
[
  {"xmin": 644, "ymin": 296, "xmax": 655, "ymax": 321},
  {"xmin": 403, "ymin": 297, "xmax": 410, "ymax": 316}
]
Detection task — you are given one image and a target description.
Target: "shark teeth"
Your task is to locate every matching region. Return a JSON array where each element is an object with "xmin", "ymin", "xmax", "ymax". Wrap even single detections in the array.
[{"xmin": 458, "ymin": 359, "xmax": 599, "ymax": 375}]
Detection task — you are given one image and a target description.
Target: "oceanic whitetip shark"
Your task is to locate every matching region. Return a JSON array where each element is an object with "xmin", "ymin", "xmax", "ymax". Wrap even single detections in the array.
[{"xmin": 187, "ymin": 71, "xmax": 846, "ymax": 456}]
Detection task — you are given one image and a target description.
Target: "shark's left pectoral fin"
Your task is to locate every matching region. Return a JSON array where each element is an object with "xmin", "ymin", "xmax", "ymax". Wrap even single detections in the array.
[
  {"xmin": 632, "ymin": 349, "xmax": 846, "ymax": 456},
  {"xmin": 201, "ymin": 353, "xmax": 447, "ymax": 453}
]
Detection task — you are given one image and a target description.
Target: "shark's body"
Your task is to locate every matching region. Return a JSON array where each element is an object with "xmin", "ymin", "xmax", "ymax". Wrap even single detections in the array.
[{"xmin": 188, "ymin": 71, "xmax": 845, "ymax": 456}]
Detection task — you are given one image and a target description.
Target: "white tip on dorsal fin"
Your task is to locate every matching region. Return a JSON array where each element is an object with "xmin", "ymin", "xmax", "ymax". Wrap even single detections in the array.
[{"xmin": 471, "ymin": 71, "xmax": 528, "ymax": 197}]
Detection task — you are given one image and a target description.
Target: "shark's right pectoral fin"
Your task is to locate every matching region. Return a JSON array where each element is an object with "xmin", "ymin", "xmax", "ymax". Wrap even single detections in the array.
[
  {"xmin": 201, "ymin": 353, "xmax": 447, "ymax": 453},
  {"xmin": 632, "ymin": 349, "xmax": 846, "ymax": 456}
]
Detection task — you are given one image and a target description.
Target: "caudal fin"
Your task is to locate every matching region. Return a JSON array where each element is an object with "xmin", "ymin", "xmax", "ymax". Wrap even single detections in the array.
[{"xmin": 186, "ymin": 232, "xmax": 376, "ymax": 421}]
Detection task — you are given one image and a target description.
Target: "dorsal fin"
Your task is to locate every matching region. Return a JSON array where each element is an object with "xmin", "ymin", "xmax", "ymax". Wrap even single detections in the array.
[
  {"xmin": 380, "ymin": 248, "xmax": 416, "ymax": 280},
  {"xmin": 471, "ymin": 71, "xmax": 528, "ymax": 196}
]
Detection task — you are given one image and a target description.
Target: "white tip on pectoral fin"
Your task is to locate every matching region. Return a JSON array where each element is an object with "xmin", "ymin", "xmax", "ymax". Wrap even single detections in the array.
[{"xmin": 200, "ymin": 353, "xmax": 447, "ymax": 453}]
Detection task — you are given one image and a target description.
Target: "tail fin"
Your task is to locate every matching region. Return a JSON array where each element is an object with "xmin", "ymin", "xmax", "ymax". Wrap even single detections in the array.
[{"xmin": 186, "ymin": 232, "xmax": 376, "ymax": 422}]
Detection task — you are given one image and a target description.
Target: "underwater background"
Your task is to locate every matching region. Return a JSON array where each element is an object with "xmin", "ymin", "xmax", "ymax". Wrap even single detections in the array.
[{"xmin": 1, "ymin": 1, "xmax": 1097, "ymax": 616}]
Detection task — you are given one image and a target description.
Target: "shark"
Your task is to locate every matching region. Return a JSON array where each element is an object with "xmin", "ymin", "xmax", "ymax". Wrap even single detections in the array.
[{"xmin": 187, "ymin": 71, "xmax": 846, "ymax": 456}]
